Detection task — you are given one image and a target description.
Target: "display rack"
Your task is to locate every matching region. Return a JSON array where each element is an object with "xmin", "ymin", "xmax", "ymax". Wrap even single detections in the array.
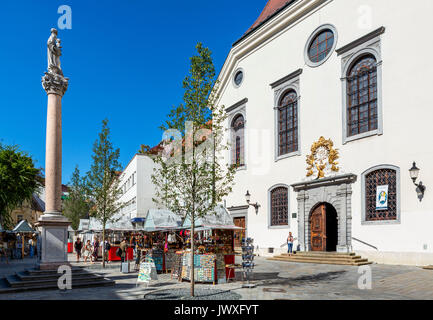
[{"xmin": 241, "ymin": 238, "xmax": 256, "ymax": 288}]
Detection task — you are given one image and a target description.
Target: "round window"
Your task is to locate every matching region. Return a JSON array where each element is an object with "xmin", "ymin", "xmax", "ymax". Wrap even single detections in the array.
[
  {"xmin": 233, "ymin": 70, "xmax": 244, "ymax": 87},
  {"xmin": 304, "ymin": 25, "xmax": 338, "ymax": 67}
]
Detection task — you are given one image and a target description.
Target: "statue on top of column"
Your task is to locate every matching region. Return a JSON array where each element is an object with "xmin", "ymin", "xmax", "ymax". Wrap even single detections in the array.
[
  {"xmin": 42, "ymin": 28, "xmax": 68, "ymax": 96},
  {"xmin": 47, "ymin": 28, "xmax": 63, "ymax": 76}
]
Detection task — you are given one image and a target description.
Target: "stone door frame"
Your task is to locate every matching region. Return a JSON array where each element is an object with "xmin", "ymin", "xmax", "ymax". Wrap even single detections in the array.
[{"xmin": 291, "ymin": 174, "xmax": 357, "ymax": 253}]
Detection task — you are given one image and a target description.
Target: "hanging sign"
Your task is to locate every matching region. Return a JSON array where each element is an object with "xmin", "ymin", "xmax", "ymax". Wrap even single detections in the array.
[
  {"xmin": 376, "ymin": 185, "xmax": 389, "ymax": 210},
  {"xmin": 137, "ymin": 259, "xmax": 158, "ymax": 283}
]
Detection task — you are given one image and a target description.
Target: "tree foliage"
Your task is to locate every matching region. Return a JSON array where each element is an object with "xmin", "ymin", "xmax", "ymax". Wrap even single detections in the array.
[
  {"xmin": 63, "ymin": 165, "xmax": 91, "ymax": 230},
  {"xmin": 0, "ymin": 144, "xmax": 41, "ymax": 229},
  {"xmin": 85, "ymin": 119, "xmax": 124, "ymax": 268},
  {"xmin": 152, "ymin": 43, "xmax": 236, "ymax": 296}
]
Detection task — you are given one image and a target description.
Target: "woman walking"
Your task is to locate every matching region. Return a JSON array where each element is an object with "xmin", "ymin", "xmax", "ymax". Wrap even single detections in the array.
[
  {"xmin": 92, "ymin": 237, "xmax": 100, "ymax": 263},
  {"xmin": 83, "ymin": 240, "xmax": 93, "ymax": 263}
]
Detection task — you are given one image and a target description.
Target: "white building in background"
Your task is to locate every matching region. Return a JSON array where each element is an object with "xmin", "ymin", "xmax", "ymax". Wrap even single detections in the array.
[
  {"xmin": 117, "ymin": 153, "xmax": 158, "ymax": 229},
  {"xmin": 216, "ymin": 0, "xmax": 433, "ymax": 265}
]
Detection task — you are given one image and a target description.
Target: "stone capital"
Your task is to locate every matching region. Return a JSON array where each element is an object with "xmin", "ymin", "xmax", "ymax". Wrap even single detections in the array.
[{"xmin": 42, "ymin": 71, "xmax": 69, "ymax": 96}]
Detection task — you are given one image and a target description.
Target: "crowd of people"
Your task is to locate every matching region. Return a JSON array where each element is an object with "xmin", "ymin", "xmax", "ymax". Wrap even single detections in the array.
[{"xmin": 74, "ymin": 236, "xmax": 118, "ymax": 264}]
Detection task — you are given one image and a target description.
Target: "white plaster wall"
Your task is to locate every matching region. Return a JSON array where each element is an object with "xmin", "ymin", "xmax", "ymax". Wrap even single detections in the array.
[
  {"xmin": 118, "ymin": 156, "xmax": 138, "ymax": 219},
  {"xmin": 136, "ymin": 155, "xmax": 158, "ymax": 218},
  {"xmin": 218, "ymin": 0, "xmax": 433, "ymax": 259}
]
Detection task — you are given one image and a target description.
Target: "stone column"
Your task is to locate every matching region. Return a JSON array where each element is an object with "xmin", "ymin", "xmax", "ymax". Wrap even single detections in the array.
[
  {"xmin": 35, "ymin": 55, "xmax": 70, "ymax": 270},
  {"xmin": 296, "ymin": 190, "xmax": 308, "ymax": 252}
]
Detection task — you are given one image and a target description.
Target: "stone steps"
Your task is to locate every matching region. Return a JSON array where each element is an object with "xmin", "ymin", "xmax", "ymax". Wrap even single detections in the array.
[
  {"xmin": 0, "ymin": 267, "xmax": 115, "ymax": 294},
  {"xmin": 268, "ymin": 252, "xmax": 372, "ymax": 266}
]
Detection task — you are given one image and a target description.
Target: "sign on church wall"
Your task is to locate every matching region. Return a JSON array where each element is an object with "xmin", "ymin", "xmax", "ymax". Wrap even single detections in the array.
[{"xmin": 376, "ymin": 185, "xmax": 389, "ymax": 210}]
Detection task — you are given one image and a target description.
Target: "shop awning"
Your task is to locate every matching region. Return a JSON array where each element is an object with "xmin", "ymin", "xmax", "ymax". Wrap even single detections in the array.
[
  {"xmin": 182, "ymin": 205, "xmax": 236, "ymax": 229},
  {"xmin": 13, "ymin": 220, "xmax": 35, "ymax": 233},
  {"xmin": 142, "ymin": 209, "xmax": 183, "ymax": 231}
]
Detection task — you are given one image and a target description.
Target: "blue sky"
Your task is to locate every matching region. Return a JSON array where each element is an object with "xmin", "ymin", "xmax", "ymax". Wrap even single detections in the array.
[{"xmin": 0, "ymin": 0, "xmax": 267, "ymax": 184}]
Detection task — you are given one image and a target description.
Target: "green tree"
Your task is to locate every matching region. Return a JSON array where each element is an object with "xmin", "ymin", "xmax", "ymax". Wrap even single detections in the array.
[
  {"xmin": 86, "ymin": 119, "xmax": 124, "ymax": 268},
  {"xmin": 0, "ymin": 144, "xmax": 41, "ymax": 229},
  {"xmin": 63, "ymin": 166, "xmax": 91, "ymax": 230},
  {"xmin": 152, "ymin": 43, "xmax": 236, "ymax": 297}
]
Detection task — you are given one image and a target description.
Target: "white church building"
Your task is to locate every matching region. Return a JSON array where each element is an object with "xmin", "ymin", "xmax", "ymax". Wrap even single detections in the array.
[{"xmin": 217, "ymin": 0, "xmax": 433, "ymax": 265}]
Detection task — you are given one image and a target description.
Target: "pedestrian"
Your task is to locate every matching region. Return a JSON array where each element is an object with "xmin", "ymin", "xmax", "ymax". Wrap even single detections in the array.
[
  {"xmin": 104, "ymin": 239, "xmax": 111, "ymax": 263},
  {"xmin": 92, "ymin": 237, "xmax": 100, "ymax": 263},
  {"xmin": 16, "ymin": 234, "xmax": 22, "ymax": 259},
  {"xmin": 0, "ymin": 240, "xmax": 8, "ymax": 264},
  {"xmin": 83, "ymin": 240, "xmax": 93, "ymax": 263},
  {"xmin": 134, "ymin": 243, "xmax": 141, "ymax": 271},
  {"xmin": 74, "ymin": 237, "xmax": 83, "ymax": 262},
  {"xmin": 28, "ymin": 237, "xmax": 34, "ymax": 258},
  {"xmin": 119, "ymin": 238, "xmax": 128, "ymax": 271},
  {"xmin": 287, "ymin": 232, "xmax": 295, "ymax": 256}
]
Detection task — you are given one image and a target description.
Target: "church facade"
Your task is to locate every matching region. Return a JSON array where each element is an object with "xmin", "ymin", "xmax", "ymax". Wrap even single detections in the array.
[{"xmin": 217, "ymin": 0, "xmax": 433, "ymax": 265}]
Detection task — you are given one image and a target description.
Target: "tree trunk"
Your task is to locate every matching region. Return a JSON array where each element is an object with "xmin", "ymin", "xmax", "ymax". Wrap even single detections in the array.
[
  {"xmin": 102, "ymin": 224, "xmax": 106, "ymax": 268},
  {"xmin": 190, "ymin": 214, "xmax": 195, "ymax": 297}
]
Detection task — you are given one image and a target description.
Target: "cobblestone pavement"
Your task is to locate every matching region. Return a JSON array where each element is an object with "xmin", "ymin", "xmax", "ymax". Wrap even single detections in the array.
[{"xmin": 1, "ymin": 255, "xmax": 432, "ymax": 300}]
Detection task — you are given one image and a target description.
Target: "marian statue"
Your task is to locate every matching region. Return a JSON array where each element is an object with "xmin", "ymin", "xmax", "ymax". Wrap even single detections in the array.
[{"xmin": 47, "ymin": 28, "xmax": 63, "ymax": 75}]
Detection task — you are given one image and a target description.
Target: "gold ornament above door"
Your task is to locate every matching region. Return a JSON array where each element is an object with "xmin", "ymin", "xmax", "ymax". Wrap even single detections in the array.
[{"xmin": 306, "ymin": 137, "xmax": 340, "ymax": 179}]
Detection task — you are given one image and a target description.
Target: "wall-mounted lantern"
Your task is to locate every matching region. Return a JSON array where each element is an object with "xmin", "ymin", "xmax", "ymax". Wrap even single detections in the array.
[
  {"xmin": 409, "ymin": 162, "xmax": 426, "ymax": 202},
  {"xmin": 245, "ymin": 191, "xmax": 261, "ymax": 214}
]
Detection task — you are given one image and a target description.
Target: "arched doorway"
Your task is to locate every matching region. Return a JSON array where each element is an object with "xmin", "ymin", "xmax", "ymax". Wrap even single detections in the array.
[{"xmin": 309, "ymin": 203, "xmax": 338, "ymax": 252}]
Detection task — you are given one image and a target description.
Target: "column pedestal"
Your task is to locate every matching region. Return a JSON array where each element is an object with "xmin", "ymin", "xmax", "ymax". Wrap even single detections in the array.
[{"xmin": 35, "ymin": 216, "xmax": 71, "ymax": 270}]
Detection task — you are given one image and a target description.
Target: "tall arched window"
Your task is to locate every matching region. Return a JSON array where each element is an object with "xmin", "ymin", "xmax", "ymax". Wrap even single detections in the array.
[
  {"xmin": 364, "ymin": 167, "xmax": 398, "ymax": 222},
  {"xmin": 270, "ymin": 186, "xmax": 289, "ymax": 226},
  {"xmin": 278, "ymin": 90, "xmax": 298, "ymax": 156},
  {"xmin": 231, "ymin": 114, "xmax": 244, "ymax": 167},
  {"xmin": 347, "ymin": 55, "xmax": 378, "ymax": 137}
]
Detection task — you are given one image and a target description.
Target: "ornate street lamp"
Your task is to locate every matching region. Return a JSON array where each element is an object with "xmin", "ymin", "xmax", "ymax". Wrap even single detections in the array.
[
  {"xmin": 245, "ymin": 191, "xmax": 260, "ymax": 214},
  {"xmin": 409, "ymin": 162, "xmax": 426, "ymax": 202}
]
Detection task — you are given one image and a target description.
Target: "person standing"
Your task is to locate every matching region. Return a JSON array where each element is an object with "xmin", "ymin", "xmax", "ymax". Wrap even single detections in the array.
[
  {"xmin": 0, "ymin": 241, "xmax": 8, "ymax": 264},
  {"xmin": 119, "ymin": 238, "xmax": 128, "ymax": 271},
  {"xmin": 74, "ymin": 237, "xmax": 83, "ymax": 263},
  {"xmin": 104, "ymin": 239, "xmax": 111, "ymax": 264},
  {"xmin": 287, "ymin": 232, "xmax": 294, "ymax": 256},
  {"xmin": 28, "ymin": 237, "xmax": 34, "ymax": 258},
  {"xmin": 92, "ymin": 237, "xmax": 100, "ymax": 263}
]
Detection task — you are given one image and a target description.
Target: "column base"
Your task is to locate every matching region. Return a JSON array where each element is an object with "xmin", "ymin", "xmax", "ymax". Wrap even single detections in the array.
[
  {"xmin": 35, "ymin": 214, "xmax": 71, "ymax": 267},
  {"xmin": 337, "ymin": 245, "xmax": 350, "ymax": 253}
]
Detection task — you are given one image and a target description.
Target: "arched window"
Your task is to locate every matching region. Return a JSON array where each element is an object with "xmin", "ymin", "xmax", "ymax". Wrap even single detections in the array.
[
  {"xmin": 364, "ymin": 167, "xmax": 398, "ymax": 222},
  {"xmin": 347, "ymin": 55, "xmax": 378, "ymax": 137},
  {"xmin": 231, "ymin": 114, "xmax": 244, "ymax": 167},
  {"xmin": 278, "ymin": 90, "xmax": 298, "ymax": 156},
  {"xmin": 270, "ymin": 186, "xmax": 289, "ymax": 226}
]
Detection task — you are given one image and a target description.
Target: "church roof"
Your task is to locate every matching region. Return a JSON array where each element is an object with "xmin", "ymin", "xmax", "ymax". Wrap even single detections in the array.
[{"xmin": 234, "ymin": 0, "xmax": 296, "ymax": 46}]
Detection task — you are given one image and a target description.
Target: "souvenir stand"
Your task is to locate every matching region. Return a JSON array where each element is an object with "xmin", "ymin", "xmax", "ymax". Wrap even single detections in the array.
[
  {"xmin": 12, "ymin": 220, "xmax": 36, "ymax": 258},
  {"xmin": 179, "ymin": 205, "xmax": 243, "ymax": 284},
  {"xmin": 141, "ymin": 209, "xmax": 184, "ymax": 273}
]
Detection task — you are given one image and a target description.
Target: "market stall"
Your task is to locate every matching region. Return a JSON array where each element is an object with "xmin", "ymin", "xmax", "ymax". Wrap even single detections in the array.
[
  {"xmin": 141, "ymin": 209, "xmax": 184, "ymax": 272},
  {"xmin": 12, "ymin": 220, "xmax": 37, "ymax": 259},
  {"xmin": 178, "ymin": 205, "xmax": 243, "ymax": 284}
]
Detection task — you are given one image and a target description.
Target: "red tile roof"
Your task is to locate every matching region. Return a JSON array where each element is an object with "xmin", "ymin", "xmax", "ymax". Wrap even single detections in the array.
[
  {"xmin": 247, "ymin": 0, "xmax": 294, "ymax": 33},
  {"xmin": 234, "ymin": 0, "xmax": 295, "ymax": 46}
]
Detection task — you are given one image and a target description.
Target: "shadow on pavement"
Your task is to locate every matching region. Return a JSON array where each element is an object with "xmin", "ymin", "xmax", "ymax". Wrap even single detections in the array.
[{"xmin": 249, "ymin": 270, "xmax": 347, "ymax": 288}]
